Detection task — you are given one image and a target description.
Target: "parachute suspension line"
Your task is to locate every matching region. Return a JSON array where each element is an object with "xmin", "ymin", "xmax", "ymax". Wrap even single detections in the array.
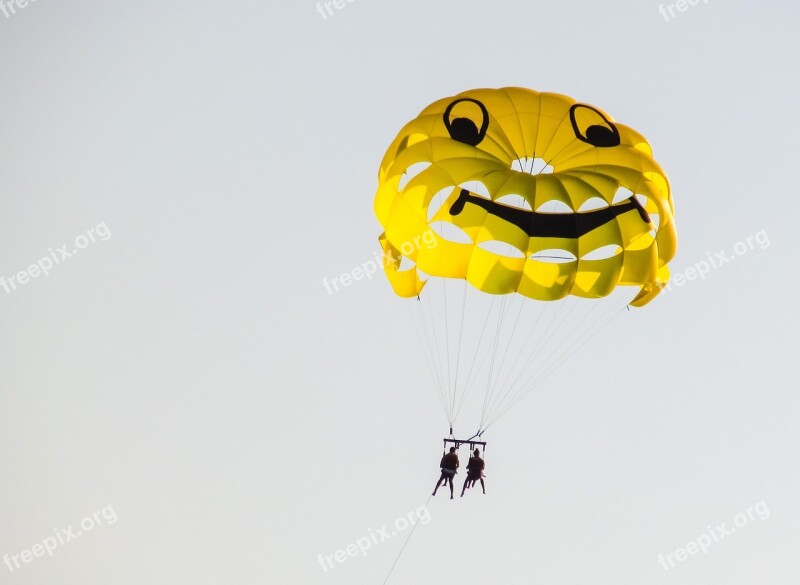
[
  {"xmin": 410, "ymin": 299, "xmax": 450, "ymax": 426},
  {"xmin": 482, "ymin": 296, "xmax": 563, "ymax": 421},
  {"xmin": 521, "ymin": 297, "xmax": 629, "ymax": 398},
  {"xmin": 411, "ymin": 301, "xmax": 447, "ymax": 426},
  {"xmin": 453, "ymin": 291, "xmax": 496, "ymax": 420},
  {"xmin": 525, "ymin": 295, "xmax": 585, "ymax": 371},
  {"xmin": 491, "ymin": 294, "xmax": 552, "ymax": 399},
  {"xmin": 485, "ymin": 294, "xmax": 601, "ymax": 426},
  {"xmin": 495, "ymin": 293, "xmax": 570, "ymax": 399},
  {"xmin": 527, "ymin": 295, "xmax": 626, "ymax": 391},
  {"xmin": 477, "ymin": 294, "xmax": 518, "ymax": 429},
  {"xmin": 410, "ymin": 301, "xmax": 444, "ymax": 395},
  {"xmin": 449, "ymin": 280, "xmax": 469, "ymax": 426},
  {"xmin": 484, "ymin": 290, "xmax": 618, "ymax": 428},
  {"xmin": 480, "ymin": 293, "xmax": 526, "ymax": 429},
  {"xmin": 380, "ymin": 493, "xmax": 434, "ymax": 585},
  {"xmin": 441, "ymin": 278, "xmax": 454, "ymax": 421},
  {"xmin": 463, "ymin": 296, "xmax": 513, "ymax": 427},
  {"xmin": 484, "ymin": 295, "xmax": 629, "ymax": 429},
  {"xmin": 482, "ymin": 296, "xmax": 587, "ymax": 425},
  {"xmin": 452, "ymin": 293, "xmax": 497, "ymax": 425},
  {"xmin": 485, "ymin": 296, "xmax": 564, "ymax": 421},
  {"xmin": 485, "ymin": 304, "xmax": 623, "ymax": 430},
  {"xmin": 479, "ymin": 294, "xmax": 511, "ymax": 430},
  {"xmin": 407, "ymin": 303, "xmax": 439, "ymax": 394},
  {"xmin": 422, "ymin": 289, "xmax": 451, "ymax": 423}
]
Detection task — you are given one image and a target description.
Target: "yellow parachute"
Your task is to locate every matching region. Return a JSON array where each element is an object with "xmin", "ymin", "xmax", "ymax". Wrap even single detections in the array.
[
  {"xmin": 375, "ymin": 87, "xmax": 676, "ymax": 307},
  {"xmin": 374, "ymin": 88, "xmax": 677, "ymax": 433}
]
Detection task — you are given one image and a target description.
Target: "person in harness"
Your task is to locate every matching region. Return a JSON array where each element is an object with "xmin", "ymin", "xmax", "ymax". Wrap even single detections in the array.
[
  {"xmin": 432, "ymin": 447, "xmax": 460, "ymax": 499},
  {"xmin": 461, "ymin": 448, "xmax": 486, "ymax": 496}
]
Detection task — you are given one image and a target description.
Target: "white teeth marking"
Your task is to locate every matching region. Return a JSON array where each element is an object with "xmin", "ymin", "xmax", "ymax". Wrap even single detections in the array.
[
  {"xmin": 577, "ymin": 197, "xmax": 609, "ymax": 212},
  {"xmin": 529, "ymin": 249, "xmax": 577, "ymax": 263},
  {"xmin": 430, "ymin": 221, "xmax": 473, "ymax": 244},
  {"xmin": 535, "ymin": 200, "xmax": 574, "ymax": 214},
  {"xmin": 398, "ymin": 162, "xmax": 431, "ymax": 191},
  {"xmin": 512, "ymin": 157, "xmax": 553, "ymax": 175},
  {"xmin": 635, "ymin": 194, "xmax": 649, "ymax": 208},
  {"xmin": 458, "ymin": 181, "xmax": 491, "ymax": 199},
  {"xmin": 495, "ymin": 194, "xmax": 533, "ymax": 211},
  {"xmin": 427, "ymin": 186, "xmax": 456, "ymax": 222},
  {"xmin": 612, "ymin": 186, "xmax": 634, "ymax": 204},
  {"xmin": 478, "ymin": 240, "xmax": 526, "ymax": 258},
  {"xmin": 581, "ymin": 244, "xmax": 622, "ymax": 261}
]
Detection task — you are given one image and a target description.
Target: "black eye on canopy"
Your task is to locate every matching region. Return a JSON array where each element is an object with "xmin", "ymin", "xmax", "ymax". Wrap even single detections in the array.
[
  {"xmin": 570, "ymin": 104, "xmax": 621, "ymax": 147},
  {"xmin": 443, "ymin": 98, "xmax": 489, "ymax": 146}
]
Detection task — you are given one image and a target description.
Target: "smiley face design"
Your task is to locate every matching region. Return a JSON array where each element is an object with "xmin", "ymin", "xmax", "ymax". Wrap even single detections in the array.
[{"xmin": 375, "ymin": 88, "xmax": 676, "ymax": 306}]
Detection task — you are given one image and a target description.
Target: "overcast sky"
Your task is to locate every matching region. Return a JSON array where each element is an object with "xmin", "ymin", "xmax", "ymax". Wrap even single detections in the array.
[{"xmin": 1, "ymin": 0, "xmax": 798, "ymax": 584}]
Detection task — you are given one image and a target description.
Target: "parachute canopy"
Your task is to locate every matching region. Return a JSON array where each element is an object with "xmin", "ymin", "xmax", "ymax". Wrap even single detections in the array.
[{"xmin": 375, "ymin": 87, "xmax": 676, "ymax": 307}]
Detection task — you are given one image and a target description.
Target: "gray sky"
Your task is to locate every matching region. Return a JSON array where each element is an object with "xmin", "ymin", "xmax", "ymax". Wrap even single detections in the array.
[{"xmin": 1, "ymin": 0, "xmax": 798, "ymax": 583}]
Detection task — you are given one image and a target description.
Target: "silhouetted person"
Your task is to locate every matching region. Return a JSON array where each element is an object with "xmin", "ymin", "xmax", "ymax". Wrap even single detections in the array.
[
  {"xmin": 461, "ymin": 449, "xmax": 485, "ymax": 496},
  {"xmin": 433, "ymin": 447, "xmax": 459, "ymax": 499}
]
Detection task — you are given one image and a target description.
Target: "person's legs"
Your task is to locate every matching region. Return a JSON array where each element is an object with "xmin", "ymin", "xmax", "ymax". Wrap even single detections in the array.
[
  {"xmin": 479, "ymin": 477, "xmax": 486, "ymax": 494},
  {"xmin": 448, "ymin": 477, "xmax": 454, "ymax": 499},
  {"xmin": 433, "ymin": 473, "xmax": 446, "ymax": 495},
  {"xmin": 460, "ymin": 477, "xmax": 469, "ymax": 497}
]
